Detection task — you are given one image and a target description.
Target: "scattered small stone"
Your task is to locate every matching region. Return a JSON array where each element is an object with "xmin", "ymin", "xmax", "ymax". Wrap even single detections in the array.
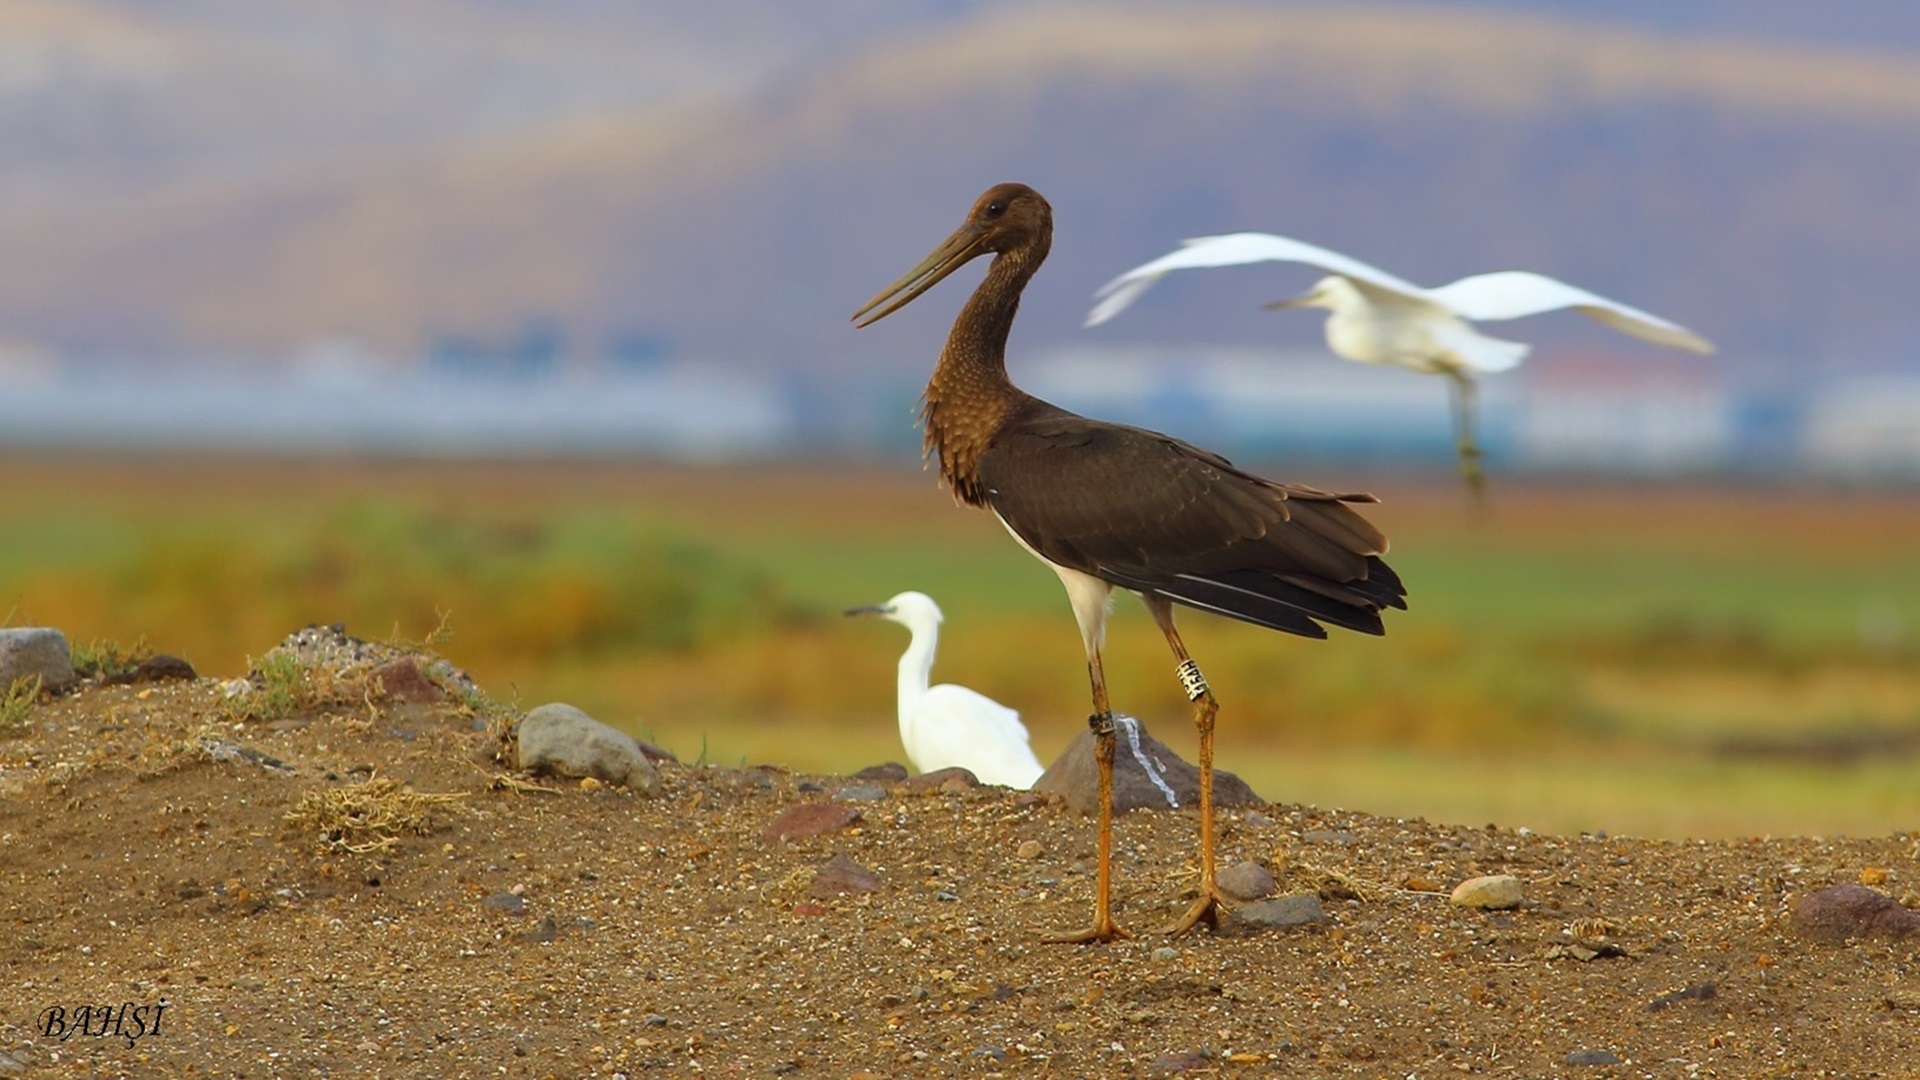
[
  {"xmin": 1565, "ymin": 1049, "xmax": 1622, "ymax": 1066},
  {"xmin": 1150, "ymin": 946, "xmax": 1178, "ymax": 961},
  {"xmin": 1646, "ymin": 982, "xmax": 1717, "ymax": 1011},
  {"xmin": 579, "ymin": 776, "xmax": 604, "ymax": 793},
  {"xmin": 809, "ymin": 853, "xmax": 881, "ymax": 897},
  {"xmin": 854, "ymin": 762, "xmax": 909, "ymax": 783},
  {"xmin": 903, "ymin": 766, "xmax": 981, "ymax": 792},
  {"xmin": 197, "ymin": 738, "xmax": 296, "ymax": 774},
  {"xmin": 834, "ymin": 784, "xmax": 887, "ymax": 802},
  {"xmin": 1217, "ymin": 860, "xmax": 1277, "ymax": 902},
  {"xmin": 1451, "ymin": 874, "xmax": 1524, "ymax": 910},
  {"xmin": 796, "ymin": 781, "xmax": 825, "ymax": 793},
  {"xmin": 1015, "ymin": 840, "xmax": 1044, "ymax": 860},
  {"xmin": 1150, "ymin": 1050, "xmax": 1209, "ymax": 1074},
  {"xmin": 0, "ymin": 627, "xmax": 74, "ymax": 692},
  {"xmin": 1033, "ymin": 718, "xmax": 1262, "ymax": 815},
  {"xmin": 1792, "ymin": 884, "xmax": 1920, "ymax": 943},
  {"xmin": 1861, "ymin": 866, "xmax": 1890, "ymax": 886},
  {"xmin": 1223, "ymin": 892, "xmax": 1329, "ymax": 934},
  {"xmin": 973, "ymin": 1046, "xmax": 1007, "ymax": 1062},
  {"xmin": 368, "ymin": 657, "xmax": 446, "ymax": 703},
  {"xmin": 517, "ymin": 915, "xmax": 561, "ymax": 943},
  {"xmin": 1243, "ymin": 809, "xmax": 1274, "ymax": 828},
  {"xmin": 1402, "ymin": 874, "xmax": 1445, "ymax": 892},
  {"xmin": 482, "ymin": 892, "xmax": 527, "ymax": 915},
  {"xmin": 1300, "ymin": 829, "xmax": 1357, "ymax": 845},
  {"xmin": 761, "ymin": 803, "xmax": 862, "ymax": 843},
  {"xmin": 1546, "ymin": 941, "xmax": 1628, "ymax": 962},
  {"xmin": 515, "ymin": 703, "xmax": 659, "ymax": 794},
  {"xmin": 790, "ymin": 901, "xmax": 830, "ymax": 918}
]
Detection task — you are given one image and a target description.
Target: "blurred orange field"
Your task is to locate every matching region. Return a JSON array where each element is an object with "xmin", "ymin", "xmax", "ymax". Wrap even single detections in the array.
[{"xmin": 4, "ymin": 452, "xmax": 1918, "ymax": 838}]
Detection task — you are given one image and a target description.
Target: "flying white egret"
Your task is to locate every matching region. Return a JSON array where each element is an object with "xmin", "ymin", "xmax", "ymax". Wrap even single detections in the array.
[
  {"xmin": 845, "ymin": 591, "xmax": 1045, "ymax": 789},
  {"xmin": 1086, "ymin": 232, "xmax": 1716, "ymax": 496}
]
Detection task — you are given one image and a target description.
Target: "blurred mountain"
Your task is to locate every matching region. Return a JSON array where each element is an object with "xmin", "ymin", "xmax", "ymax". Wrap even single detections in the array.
[{"xmin": 4, "ymin": 0, "xmax": 1920, "ymax": 389}]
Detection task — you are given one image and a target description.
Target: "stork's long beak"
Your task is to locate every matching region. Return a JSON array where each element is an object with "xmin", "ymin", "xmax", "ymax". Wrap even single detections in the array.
[
  {"xmin": 843, "ymin": 604, "xmax": 890, "ymax": 618},
  {"xmin": 852, "ymin": 223, "xmax": 991, "ymax": 327},
  {"xmin": 1262, "ymin": 292, "xmax": 1314, "ymax": 311}
]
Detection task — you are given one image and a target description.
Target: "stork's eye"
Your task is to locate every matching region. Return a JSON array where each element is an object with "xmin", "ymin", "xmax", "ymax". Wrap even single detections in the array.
[{"xmin": 984, "ymin": 199, "xmax": 1008, "ymax": 218}]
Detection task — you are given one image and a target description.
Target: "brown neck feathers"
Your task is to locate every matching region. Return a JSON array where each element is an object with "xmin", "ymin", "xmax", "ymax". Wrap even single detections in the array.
[{"xmin": 919, "ymin": 248, "xmax": 1042, "ymax": 505}]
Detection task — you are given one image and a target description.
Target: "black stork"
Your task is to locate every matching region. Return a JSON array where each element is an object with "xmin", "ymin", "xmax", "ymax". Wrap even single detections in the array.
[{"xmin": 853, "ymin": 183, "xmax": 1406, "ymax": 942}]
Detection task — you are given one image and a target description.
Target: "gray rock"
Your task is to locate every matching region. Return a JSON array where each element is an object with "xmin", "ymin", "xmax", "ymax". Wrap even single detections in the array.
[
  {"xmin": 0, "ymin": 627, "xmax": 74, "ymax": 692},
  {"xmin": 482, "ymin": 891, "xmax": 526, "ymax": 915},
  {"xmin": 1565, "ymin": 1049, "xmax": 1622, "ymax": 1066},
  {"xmin": 1217, "ymin": 860, "xmax": 1277, "ymax": 902},
  {"xmin": 1792, "ymin": 884, "xmax": 1920, "ymax": 943},
  {"xmin": 1223, "ymin": 892, "xmax": 1328, "ymax": 934},
  {"xmin": 1451, "ymin": 874, "xmax": 1524, "ymax": 910},
  {"xmin": 1033, "ymin": 715, "xmax": 1263, "ymax": 815},
  {"xmin": 515, "ymin": 703, "xmax": 659, "ymax": 794},
  {"xmin": 833, "ymin": 784, "xmax": 887, "ymax": 802},
  {"xmin": 854, "ymin": 762, "xmax": 909, "ymax": 782}
]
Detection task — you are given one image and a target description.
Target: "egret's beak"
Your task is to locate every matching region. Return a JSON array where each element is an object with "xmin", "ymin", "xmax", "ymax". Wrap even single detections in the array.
[
  {"xmin": 1262, "ymin": 292, "xmax": 1315, "ymax": 312},
  {"xmin": 853, "ymin": 223, "xmax": 992, "ymax": 328},
  {"xmin": 843, "ymin": 604, "xmax": 891, "ymax": 618}
]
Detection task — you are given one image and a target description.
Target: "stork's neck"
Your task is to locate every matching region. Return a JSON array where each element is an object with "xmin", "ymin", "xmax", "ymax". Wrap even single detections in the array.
[
  {"xmin": 922, "ymin": 245, "xmax": 1045, "ymax": 505},
  {"xmin": 894, "ymin": 620, "xmax": 937, "ymax": 737}
]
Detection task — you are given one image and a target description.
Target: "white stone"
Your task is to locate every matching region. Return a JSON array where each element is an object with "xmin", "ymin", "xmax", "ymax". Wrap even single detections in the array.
[{"xmin": 1450, "ymin": 873, "xmax": 1524, "ymax": 910}]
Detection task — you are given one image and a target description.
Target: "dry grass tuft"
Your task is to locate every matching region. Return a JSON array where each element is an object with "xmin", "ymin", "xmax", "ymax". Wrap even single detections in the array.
[
  {"xmin": 1, "ymin": 674, "xmax": 42, "ymax": 736},
  {"xmin": 284, "ymin": 776, "xmax": 465, "ymax": 854}
]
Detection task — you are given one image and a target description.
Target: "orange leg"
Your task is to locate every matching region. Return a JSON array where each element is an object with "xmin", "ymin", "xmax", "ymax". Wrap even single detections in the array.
[
  {"xmin": 1146, "ymin": 597, "xmax": 1229, "ymax": 934},
  {"xmin": 1044, "ymin": 653, "xmax": 1127, "ymax": 944}
]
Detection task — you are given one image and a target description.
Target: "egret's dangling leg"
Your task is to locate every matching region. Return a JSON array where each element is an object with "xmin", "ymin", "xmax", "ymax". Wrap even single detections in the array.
[
  {"xmin": 1043, "ymin": 651, "xmax": 1128, "ymax": 944},
  {"xmin": 1143, "ymin": 596, "xmax": 1230, "ymax": 935},
  {"xmin": 1444, "ymin": 368, "xmax": 1486, "ymax": 505}
]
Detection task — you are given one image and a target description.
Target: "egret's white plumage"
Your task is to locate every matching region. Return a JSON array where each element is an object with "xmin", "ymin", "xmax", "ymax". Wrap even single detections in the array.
[
  {"xmin": 1086, "ymin": 232, "xmax": 1715, "ymax": 493},
  {"xmin": 846, "ymin": 591, "xmax": 1044, "ymax": 789}
]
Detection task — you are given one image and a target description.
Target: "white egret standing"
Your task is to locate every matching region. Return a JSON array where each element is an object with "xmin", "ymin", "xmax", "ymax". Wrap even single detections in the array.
[
  {"xmin": 1086, "ymin": 232, "xmax": 1716, "ymax": 496},
  {"xmin": 845, "ymin": 591, "xmax": 1044, "ymax": 789}
]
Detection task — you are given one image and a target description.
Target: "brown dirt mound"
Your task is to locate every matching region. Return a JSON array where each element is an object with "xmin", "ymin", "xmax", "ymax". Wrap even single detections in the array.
[{"xmin": 1, "ymin": 670, "xmax": 1914, "ymax": 1077}]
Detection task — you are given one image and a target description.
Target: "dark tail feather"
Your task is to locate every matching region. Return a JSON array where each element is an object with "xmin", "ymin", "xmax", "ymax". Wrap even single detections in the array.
[
  {"xmin": 1102, "ymin": 567, "xmax": 1387, "ymax": 639},
  {"xmin": 1350, "ymin": 555, "xmax": 1408, "ymax": 610}
]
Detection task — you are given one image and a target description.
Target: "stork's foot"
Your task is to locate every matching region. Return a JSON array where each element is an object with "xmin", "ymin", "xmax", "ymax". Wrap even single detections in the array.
[
  {"xmin": 1042, "ymin": 916, "xmax": 1129, "ymax": 945},
  {"xmin": 1157, "ymin": 886, "xmax": 1232, "ymax": 936}
]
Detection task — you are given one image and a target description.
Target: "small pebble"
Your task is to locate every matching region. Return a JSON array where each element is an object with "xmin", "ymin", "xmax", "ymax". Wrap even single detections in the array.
[
  {"xmin": 1216, "ymin": 859, "xmax": 1276, "ymax": 902},
  {"xmin": 1150, "ymin": 946, "xmax": 1178, "ymax": 961},
  {"xmin": 1565, "ymin": 1049, "xmax": 1622, "ymax": 1066},
  {"xmin": 1016, "ymin": 840, "xmax": 1043, "ymax": 859},
  {"xmin": 483, "ymin": 892, "xmax": 527, "ymax": 915}
]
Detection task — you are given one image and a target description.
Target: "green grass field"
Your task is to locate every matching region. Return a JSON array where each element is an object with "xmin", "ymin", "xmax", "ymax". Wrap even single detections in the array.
[{"xmin": 4, "ymin": 454, "xmax": 1917, "ymax": 838}]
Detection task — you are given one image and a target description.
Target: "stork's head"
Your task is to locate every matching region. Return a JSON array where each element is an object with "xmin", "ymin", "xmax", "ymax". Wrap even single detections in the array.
[
  {"xmin": 853, "ymin": 183, "xmax": 1053, "ymax": 328},
  {"xmin": 844, "ymin": 591, "xmax": 944, "ymax": 632},
  {"xmin": 1266, "ymin": 275, "xmax": 1365, "ymax": 315}
]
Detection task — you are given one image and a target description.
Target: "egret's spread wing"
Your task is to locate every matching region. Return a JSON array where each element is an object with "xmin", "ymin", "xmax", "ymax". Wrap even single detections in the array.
[
  {"xmin": 1086, "ymin": 232, "xmax": 1428, "ymax": 326},
  {"xmin": 979, "ymin": 411, "xmax": 1404, "ymax": 638},
  {"xmin": 1428, "ymin": 272, "xmax": 1715, "ymax": 353}
]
